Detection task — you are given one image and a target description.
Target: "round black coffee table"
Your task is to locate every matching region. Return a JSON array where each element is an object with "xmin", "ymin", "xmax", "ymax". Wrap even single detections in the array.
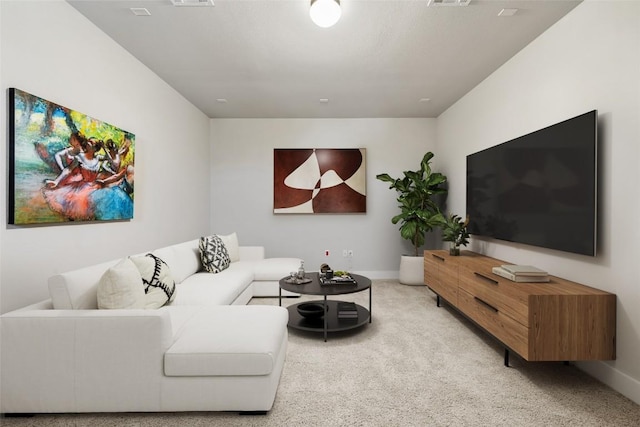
[{"xmin": 279, "ymin": 272, "xmax": 372, "ymax": 341}]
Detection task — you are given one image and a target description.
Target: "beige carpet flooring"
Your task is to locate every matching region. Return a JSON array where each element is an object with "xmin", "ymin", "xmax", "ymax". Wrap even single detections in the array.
[{"xmin": 2, "ymin": 280, "xmax": 639, "ymax": 426}]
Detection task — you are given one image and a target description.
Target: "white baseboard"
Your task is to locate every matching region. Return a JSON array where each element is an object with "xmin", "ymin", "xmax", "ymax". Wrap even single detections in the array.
[
  {"xmin": 353, "ymin": 270, "xmax": 399, "ymax": 280},
  {"xmin": 576, "ymin": 360, "xmax": 640, "ymax": 405}
]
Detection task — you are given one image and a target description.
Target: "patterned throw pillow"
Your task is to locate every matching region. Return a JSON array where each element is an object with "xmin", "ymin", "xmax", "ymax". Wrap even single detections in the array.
[
  {"xmin": 200, "ymin": 235, "xmax": 231, "ymax": 273},
  {"xmin": 130, "ymin": 253, "xmax": 176, "ymax": 309}
]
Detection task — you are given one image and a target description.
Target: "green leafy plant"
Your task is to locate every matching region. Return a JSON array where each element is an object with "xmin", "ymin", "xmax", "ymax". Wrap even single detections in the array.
[
  {"xmin": 441, "ymin": 214, "xmax": 470, "ymax": 255},
  {"xmin": 376, "ymin": 152, "xmax": 448, "ymax": 256}
]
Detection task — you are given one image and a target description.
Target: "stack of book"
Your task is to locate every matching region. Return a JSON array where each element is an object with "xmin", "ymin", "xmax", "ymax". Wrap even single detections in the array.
[
  {"xmin": 492, "ymin": 264, "xmax": 550, "ymax": 283},
  {"xmin": 337, "ymin": 302, "xmax": 358, "ymax": 319}
]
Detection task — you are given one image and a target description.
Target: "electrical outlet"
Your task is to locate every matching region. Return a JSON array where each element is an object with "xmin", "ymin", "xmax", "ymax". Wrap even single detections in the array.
[
  {"xmin": 325, "ymin": 250, "xmax": 330, "ymax": 257},
  {"xmin": 347, "ymin": 249, "xmax": 354, "ymax": 257},
  {"xmin": 342, "ymin": 249, "xmax": 348, "ymax": 257}
]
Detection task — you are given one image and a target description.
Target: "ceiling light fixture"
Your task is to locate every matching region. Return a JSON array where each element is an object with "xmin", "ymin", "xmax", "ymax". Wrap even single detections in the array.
[{"xmin": 310, "ymin": 0, "xmax": 341, "ymax": 28}]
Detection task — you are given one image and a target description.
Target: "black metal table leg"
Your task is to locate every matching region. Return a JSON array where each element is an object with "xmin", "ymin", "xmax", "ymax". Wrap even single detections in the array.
[
  {"xmin": 323, "ymin": 295, "xmax": 328, "ymax": 342},
  {"xmin": 369, "ymin": 285, "xmax": 372, "ymax": 323}
]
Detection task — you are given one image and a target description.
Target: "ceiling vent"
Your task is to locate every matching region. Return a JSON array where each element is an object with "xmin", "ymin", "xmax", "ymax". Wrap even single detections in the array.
[
  {"xmin": 427, "ymin": 0, "xmax": 471, "ymax": 6},
  {"xmin": 171, "ymin": 0, "xmax": 214, "ymax": 6}
]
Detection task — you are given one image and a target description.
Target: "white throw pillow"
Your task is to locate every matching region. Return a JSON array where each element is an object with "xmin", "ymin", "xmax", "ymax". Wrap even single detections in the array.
[
  {"xmin": 97, "ymin": 258, "xmax": 145, "ymax": 309},
  {"xmin": 200, "ymin": 235, "xmax": 231, "ymax": 273},
  {"xmin": 130, "ymin": 253, "xmax": 176, "ymax": 309},
  {"xmin": 217, "ymin": 232, "xmax": 239, "ymax": 263}
]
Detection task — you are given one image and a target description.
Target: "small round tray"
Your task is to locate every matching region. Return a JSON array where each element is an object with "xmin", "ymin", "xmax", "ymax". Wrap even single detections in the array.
[{"xmin": 284, "ymin": 277, "xmax": 312, "ymax": 285}]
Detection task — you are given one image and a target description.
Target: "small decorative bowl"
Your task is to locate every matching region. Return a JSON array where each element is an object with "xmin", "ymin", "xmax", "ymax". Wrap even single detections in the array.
[{"xmin": 297, "ymin": 303, "xmax": 327, "ymax": 319}]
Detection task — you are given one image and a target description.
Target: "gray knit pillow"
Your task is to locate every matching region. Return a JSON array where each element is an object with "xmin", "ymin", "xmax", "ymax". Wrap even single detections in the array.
[{"xmin": 199, "ymin": 235, "xmax": 230, "ymax": 273}]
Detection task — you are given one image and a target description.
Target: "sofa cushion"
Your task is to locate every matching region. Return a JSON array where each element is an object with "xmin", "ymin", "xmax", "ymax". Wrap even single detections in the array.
[
  {"xmin": 49, "ymin": 259, "xmax": 121, "ymax": 310},
  {"xmin": 96, "ymin": 258, "xmax": 146, "ymax": 309},
  {"xmin": 130, "ymin": 254, "xmax": 176, "ymax": 309},
  {"xmin": 228, "ymin": 258, "xmax": 302, "ymax": 281},
  {"xmin": 199, "ymin": 235, "xmax": 230, "ymax": 273},
  {"xmin": 164, "ymin": 305, "xmax": 288, "ymax": 376},
  {"xmin": 152, "ymin": 240, "xmax": 201, "ymax": 284},
  {"xmin": 169, "ymin": 269, "xmax": 254, "ymax": 306},
  {"xmin": 253, "ymin": 258, "xmax": 303, "ymax": 281},
  {"xmin": 217, "ymin": 232, "xmax": 239, "ymax": 263}
]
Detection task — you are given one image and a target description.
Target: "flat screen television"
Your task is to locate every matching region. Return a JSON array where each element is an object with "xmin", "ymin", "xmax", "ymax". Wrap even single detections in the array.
[{"xmin": 466, "ymin": 110, "xmax": 597, "ymax": 256}]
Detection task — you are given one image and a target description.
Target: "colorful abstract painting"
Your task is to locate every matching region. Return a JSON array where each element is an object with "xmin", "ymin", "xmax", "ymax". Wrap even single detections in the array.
[
  {"xmin": 274, "ymin": 148, "xmax": 366, "ymax": 213},
  {"xmin": 8, "ymin": 88, "xmax": 135, "ymax": 225}
]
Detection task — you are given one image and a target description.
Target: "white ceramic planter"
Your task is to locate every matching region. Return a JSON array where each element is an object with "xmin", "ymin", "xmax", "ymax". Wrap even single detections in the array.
[{"xmin": 398, "ymin": 255, "xmax": 424, "ymax": 286}]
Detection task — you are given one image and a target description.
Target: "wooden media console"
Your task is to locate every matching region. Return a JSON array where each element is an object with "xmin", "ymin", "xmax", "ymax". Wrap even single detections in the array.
[{"xmin": 424, "ymin": 250, "xmax": 616, "ymax": 366}]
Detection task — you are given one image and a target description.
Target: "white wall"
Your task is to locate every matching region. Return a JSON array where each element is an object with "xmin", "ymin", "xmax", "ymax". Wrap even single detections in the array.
[
  {"xmin": 0, "ymin": 1, "xmax": 211, "ymax": 313},
  {"xmin": 437, "ymin": 0, "xmax": 640, "ymax": 404},
  {"xmin": 210, "ymin": 118, "xmax": 438, "ymax": 276}
]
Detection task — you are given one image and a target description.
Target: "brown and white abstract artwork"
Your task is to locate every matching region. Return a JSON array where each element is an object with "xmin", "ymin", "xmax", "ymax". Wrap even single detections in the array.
[{"xmin": 274, "ymin": 148, "xmax": 366, "ymax": 213}]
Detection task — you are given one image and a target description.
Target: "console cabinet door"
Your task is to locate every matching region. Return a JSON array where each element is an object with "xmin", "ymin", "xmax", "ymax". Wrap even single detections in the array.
[{"xmin": 458, "ymin": 260, "xmax": 529, "ymax": 327}]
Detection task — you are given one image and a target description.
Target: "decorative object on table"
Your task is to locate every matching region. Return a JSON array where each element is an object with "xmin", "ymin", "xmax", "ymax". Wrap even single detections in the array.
[
  {"xmin": 284, "ymin": 273, "xmax": 312, "ymax": 285},
  {"xmin": 297, "ymin": 260, "xmax": 306, "ymax": 279},
  {"xmin": 376, "ymin": 152, "xmax": 448, "ymax": 285},
  {"xmin": 441, "ymin": 214, "xmax": 470, "ymax": 256},
  {"xmin": 297, "ymin": 302, "xmax": 327, "ymax": 319},
  {"xmin": 319, "ymin": 263, "xmax": 334, "ymax": 279},
  {"xmin": 320, "ymin": 270, "xmax": 357, "ymax": 285},
  {"xmin": 273, "ymin": 148, "xmax": 366, "ymax": 214},
  {"xmin": 8, "ymin": 88, "xmax": 135, "ymax": 225}
]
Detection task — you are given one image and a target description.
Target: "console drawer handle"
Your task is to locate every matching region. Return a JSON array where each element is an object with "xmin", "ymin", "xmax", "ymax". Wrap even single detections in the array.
[
  {"xmin": 474, "ymin": 297, "xmax": 498, "ymax": 313},
  {"xmin": 431, "ymin": 254, "xmax": 445, "ymax": 262},
  {"xmin": 474, "ymin": 272, "xmax": 499, "ymax": 285}
]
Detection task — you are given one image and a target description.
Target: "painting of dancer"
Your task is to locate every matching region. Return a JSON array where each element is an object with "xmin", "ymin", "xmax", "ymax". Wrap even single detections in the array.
[
  {"xmin": 8, "ymin": 88, "xmax": 135, "ymax": 225},
  {"xmin": 274, "ymin": 148, "xmax": 366, "ymax": 213}
]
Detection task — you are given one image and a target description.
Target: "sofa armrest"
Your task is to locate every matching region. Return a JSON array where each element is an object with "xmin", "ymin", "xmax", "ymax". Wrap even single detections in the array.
[
  {"xmin": 238, "ymin": 246, "xmax": 265, "ymax": 262},
  {"xmin": 1, "ymin": 307, "xmax": 173, "ymax": 413}
]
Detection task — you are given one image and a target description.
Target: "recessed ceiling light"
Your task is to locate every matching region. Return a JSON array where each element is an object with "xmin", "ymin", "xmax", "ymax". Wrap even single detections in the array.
[
  {"xmin": 216, "ymin": 98, "xmax": 228, "ymax": 103},
  {"xmin": 130, "ymin": 8, "xmax": 151, "ymax": 16},
  {"xmin": 427, "ymin": 0, "xmax": 471, "ymax": 7},
  {"xmin": 419, "ymin": 98, "xmax": 431, "ymax": 103},
  {"xmin": 498, "ymin": 8, "xmax": 518, "ymax": 16},
  {"xmin": 171, "ymin": 0, "xmax": 214, "ymax": 6},
  {"xmin": 319, "ymin": 99, "xmax": 329, "ymax": 103}
]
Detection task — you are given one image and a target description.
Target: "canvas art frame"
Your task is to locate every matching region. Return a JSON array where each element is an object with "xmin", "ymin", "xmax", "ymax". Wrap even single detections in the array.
[
  {"xmin": 8, "ymin": 88, "xmax": 135, "ymax": 225},
  {"xmin": 273, "ymin": 148, "xmax": 366, "ymax": 214}
]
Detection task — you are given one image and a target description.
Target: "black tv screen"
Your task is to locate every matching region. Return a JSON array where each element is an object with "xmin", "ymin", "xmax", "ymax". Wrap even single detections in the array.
[{"xmin": 466, "ymin": 110, "xmax": 597, "ymax": 256}]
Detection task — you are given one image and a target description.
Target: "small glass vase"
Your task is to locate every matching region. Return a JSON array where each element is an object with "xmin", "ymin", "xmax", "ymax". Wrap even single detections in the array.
[{"xmin": 449, "ymin": 243, "xmax": 460, "ymax": 256}]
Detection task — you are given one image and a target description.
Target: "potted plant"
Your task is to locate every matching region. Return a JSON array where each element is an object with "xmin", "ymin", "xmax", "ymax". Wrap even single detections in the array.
[
  {"xmin": 441, "ymin": 214, "xmax": 470, "ymax": 256},
  {"xmin": 376, "ymin": 152, "xmax": 447, "ymax": 285}
]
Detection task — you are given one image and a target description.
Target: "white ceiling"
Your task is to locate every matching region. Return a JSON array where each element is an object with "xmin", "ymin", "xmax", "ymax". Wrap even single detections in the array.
[{"xmin": 67, "ymin": 0, "xmax": 581, "ymax": 119}]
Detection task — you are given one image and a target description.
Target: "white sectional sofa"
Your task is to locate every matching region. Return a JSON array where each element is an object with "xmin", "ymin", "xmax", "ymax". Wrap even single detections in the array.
[{"xmin": 0, "ymin": 237, "xmax": 302, "ymax": 415}]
